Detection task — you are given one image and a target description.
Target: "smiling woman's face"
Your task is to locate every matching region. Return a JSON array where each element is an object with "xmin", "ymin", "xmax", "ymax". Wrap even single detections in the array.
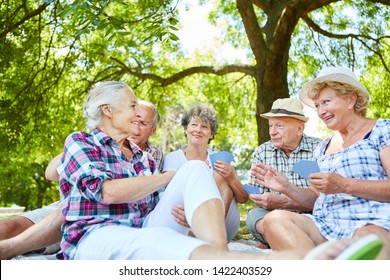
[
  {"xmin": 185, "ymin": 116, "xmax": 213, "ymax": 146},
  {"xmin": 109, "ymin": 88, "xmax": 140, "ymax": 136},
  {"xmin": 313, "ymin": 87, "xmax": 353, "ymax": 131}
]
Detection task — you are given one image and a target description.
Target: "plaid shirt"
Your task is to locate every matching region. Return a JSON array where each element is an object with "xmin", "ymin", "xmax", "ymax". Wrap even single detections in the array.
[
  {"xmin": 250, "ymin": 134, "xmax": 322, "ymax": 194},
  {"xmin": 145, "ymin": 140, "xmax": 164, "ymax": 172},
  {"xmin": 311, "ymin": 118, "xmax": 390, "ymax": 239},
  {"xmin": 57, "ymin": 128, "xmax": 161, "ymax": 260}
]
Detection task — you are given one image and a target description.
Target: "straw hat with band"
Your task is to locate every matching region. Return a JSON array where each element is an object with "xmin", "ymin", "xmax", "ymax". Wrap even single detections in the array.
[
  {"xmin": 299, "ymin": 66, "xmax": 370, "ymax": 108},
  {"xmin": 260, "ymin": 98, "xmax": 309, "ymax": 122}
]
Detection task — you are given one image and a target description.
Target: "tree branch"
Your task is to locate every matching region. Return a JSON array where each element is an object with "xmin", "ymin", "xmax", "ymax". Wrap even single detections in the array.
[
  {"xmin": 110, "ymin": 56, "xmax": 256, "ymax": 87},
  {"xmin": 0, "ymin": 3, "xmax": 50, "ymax": 38},
  {"xmin": 303, "ymin": 14, "xmax": 388, "ymax": 41},
  {"xmin": 236, "ymin": 0, "xmax": 267, "ymax": 64},
  {"xmin": 370, "ymin": 0, "xmax": 390, "ymax": 5},
  {"xmin": 303, "ymin": 13, "xmax": 390, "ymax": 72}
]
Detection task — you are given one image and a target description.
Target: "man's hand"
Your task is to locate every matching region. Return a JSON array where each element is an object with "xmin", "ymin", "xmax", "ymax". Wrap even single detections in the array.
[
  {"xmin": 249, "ymin": 192, "xmax": 284, "ymax": 210},
  {"xmin": 251, "ymin": 163, "xmax": 292, "ymax": 194}
]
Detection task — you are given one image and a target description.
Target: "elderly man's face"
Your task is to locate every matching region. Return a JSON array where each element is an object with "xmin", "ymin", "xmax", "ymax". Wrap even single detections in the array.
[
  {"xmin": 268, "ymin": 117, "xmax": 304, "ymax": 153},
  {"xmin": 129, "ymin": 104, "xmax": 156, "ymax": 147}
]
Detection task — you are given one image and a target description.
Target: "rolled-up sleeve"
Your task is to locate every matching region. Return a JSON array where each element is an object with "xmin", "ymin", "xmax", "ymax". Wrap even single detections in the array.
[{"xmin": 61, "ymin": 132, "xmax": 112, "ymax": 203}]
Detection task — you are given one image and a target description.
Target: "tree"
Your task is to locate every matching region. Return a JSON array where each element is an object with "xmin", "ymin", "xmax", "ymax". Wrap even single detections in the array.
[
  {"xmin": 53, "ymin": 0, "xmax": 390, "ymax": 144},
  {"xmin": 0, "ymin": 0, "xmax": 186, "ymax": 207},
  {"xmin": 364, "ymin": 48, "xmax": 390, "ymax": 119},
  {"xmin": 1, "ymin": 0, "xmax": 390, "ymax": 206}
]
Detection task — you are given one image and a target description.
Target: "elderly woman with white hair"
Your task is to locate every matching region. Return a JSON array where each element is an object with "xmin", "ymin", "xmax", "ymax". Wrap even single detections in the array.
[
  {"xmin": 256, "ymin": 66, "xmax": 390, "ymax": 259},
  {"xmin": 58, "ymin": 81, "xmax": 228, "ymax": 260}
]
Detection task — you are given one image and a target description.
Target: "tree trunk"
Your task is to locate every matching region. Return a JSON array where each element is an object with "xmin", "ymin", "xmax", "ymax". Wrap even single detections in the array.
[{"xmin": 254, "ymin": 46, "xmax": 290, "ymax": 144}]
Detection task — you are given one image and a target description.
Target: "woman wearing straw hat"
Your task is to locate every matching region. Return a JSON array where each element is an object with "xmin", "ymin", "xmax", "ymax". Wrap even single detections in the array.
[{"xmin": 256, "ymin": 66, "xmax": 390, "ymax": 259}]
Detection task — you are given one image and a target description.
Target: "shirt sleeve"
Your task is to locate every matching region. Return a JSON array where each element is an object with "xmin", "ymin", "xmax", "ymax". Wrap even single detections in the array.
[
  {"xmin": 60, "ymin": 132, "xmax": 112, "ymax": 203},
  {"xmin": 378, "ymin": 119, "xmax": 390, "ymax": 150}
]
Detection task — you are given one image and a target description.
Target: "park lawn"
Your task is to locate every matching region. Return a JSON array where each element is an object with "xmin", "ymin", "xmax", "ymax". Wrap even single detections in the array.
[
  {"xmin": 0, "ymin": 201, "xmax": 256, "ymax": 241},
  {"xmin": 235, "ymin": 201, "xmax": 255, "ymax": 241}
]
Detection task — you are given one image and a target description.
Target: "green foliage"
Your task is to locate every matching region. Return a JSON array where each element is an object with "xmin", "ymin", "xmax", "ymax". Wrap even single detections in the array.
[
  {"xmin": 289, "ymin": 0, "xmax": 390, "ymax": 88},
  {"xmin": 55, "ymin": 0, "xmax": 181, "ymax": 45},
  {"xmin": 1, "ymin": 0, "xmax": 390, "ymax": 209},
  {"xmin": 363, "ymin": 41, "xmax": 390, "ymax": 119},
  {"xmin": 0, "ymin": 0, "xmax": 257, "ymax": 208}
]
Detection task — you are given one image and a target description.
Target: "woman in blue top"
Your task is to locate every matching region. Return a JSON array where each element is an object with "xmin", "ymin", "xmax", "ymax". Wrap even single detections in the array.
[{"xmin": 256, "ymin": 66, "xmax": 390, "ymax": 259}]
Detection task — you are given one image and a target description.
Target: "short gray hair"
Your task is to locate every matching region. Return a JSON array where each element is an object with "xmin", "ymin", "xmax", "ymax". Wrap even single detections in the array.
[
  {"xmin": 181, "ymin": 104, "xmax": 218, "ymax": 142},
  {"xmin": 83, "ymin": 81, "xmax": 133, "ymax": 130},
  {"xmin": 138, "ymin": 100, "xmax": 161, "ymax": 128}
]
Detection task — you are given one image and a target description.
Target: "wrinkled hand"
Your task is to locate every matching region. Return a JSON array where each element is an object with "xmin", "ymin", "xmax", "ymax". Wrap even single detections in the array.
[
  {"xmin": 214, "ymin": 160, "xmax": 234, "ymax": 179},
  {"xmin": 249, "ymin": 192, "xmax": 282, "ymax": 210},
  {"xmin": 251, "ymin": 163, "xmax": 291, "ymax": 194},
  {"xmin": 309, "ymin": 172, "xmax": 346, "ymax": 194},
  {"xmin": 171, "ymin": 204, "xmax": 190, "ymax": 228}
]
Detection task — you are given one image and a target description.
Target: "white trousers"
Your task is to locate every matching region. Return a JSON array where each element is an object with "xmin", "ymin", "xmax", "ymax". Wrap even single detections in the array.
[
  {"xmin": 74, "ymin": 160, "xmax": 223, "ymax": 260},
  {"xmin": 145, "ymin": 160, "xmax": 240, "ymax": 241}
]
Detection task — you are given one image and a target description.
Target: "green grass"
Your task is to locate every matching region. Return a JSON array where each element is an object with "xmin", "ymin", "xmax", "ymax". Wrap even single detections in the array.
[
  {"xmin": 234, "ymin": 201, "xmax": 256, "ymax": 241},
  {"xmin": 0, "ymin": 214, "xmax": 20, "ymax": 220},
  {"xmin": 0, "ymin": 202, "xmax": 256, "ymax": 241}
]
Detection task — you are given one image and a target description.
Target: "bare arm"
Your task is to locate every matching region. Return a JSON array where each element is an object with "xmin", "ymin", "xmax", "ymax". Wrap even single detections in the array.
[
  {"xmin": 102, "ymin": 171, "xmax": 175, "ymax": 204},
  {"xmin": 249, "ymin": 192, "xmax": 314, "ymax": 212},
  {"xmin": 45, "ymin": 153, "xmax": 62, "ymax": 181},
  {"xmin": 309, "ymin": 146, "xmax": 390, "ymax": 202},
  {"xmin": 227, "ymin": 173, "xmax": 249, "ymax": 203},
  {"xmin": 0, "ymin": 208, "xmax": 63, "ymax": 259}
]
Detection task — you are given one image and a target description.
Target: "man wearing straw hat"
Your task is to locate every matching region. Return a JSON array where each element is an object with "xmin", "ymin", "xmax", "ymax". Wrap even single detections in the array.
[{"xmin": 245, "ymin": 98, "xmax": 322, "ymax": 248}]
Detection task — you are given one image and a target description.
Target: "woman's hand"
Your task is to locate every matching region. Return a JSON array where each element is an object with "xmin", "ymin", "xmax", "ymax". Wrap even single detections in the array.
[
  {"xmin": 214, "ymin": 160, "xmax": 234, "ymax": 178},
  {"xmin": 171, "ymin": 204, "xmax": 190, "ymax": 228},
  {"xmin": 309, "ymin": 172, "xmax": 347, "ymax": 194}
]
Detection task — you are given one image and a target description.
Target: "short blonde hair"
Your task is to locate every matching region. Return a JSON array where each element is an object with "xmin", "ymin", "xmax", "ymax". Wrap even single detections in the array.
[{"xmin": 307, "ymin": 81, "xmax": 369, "ymax": 116}]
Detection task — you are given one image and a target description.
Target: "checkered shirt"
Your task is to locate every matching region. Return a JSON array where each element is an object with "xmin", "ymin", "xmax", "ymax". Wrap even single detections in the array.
[
  {"xmin": 250, "ymin": 134, "xmax": 322, "ymax": 194},
  {"xmin": 57, "ymin": 128, "xmax": 161, "ymax": 260}
]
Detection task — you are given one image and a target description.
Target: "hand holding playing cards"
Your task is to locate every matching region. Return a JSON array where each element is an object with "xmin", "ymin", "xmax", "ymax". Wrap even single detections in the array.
[
  {"xmin": 249, "ymin": 192, "xmax": 284, "ymax": 210},
  {"xmin": 309, "ymin": 172, "xmax": 347, "ymax": 194},
  {"xmin": 214, "ymin": 160, "xmax": 234, "ymax": 179}
]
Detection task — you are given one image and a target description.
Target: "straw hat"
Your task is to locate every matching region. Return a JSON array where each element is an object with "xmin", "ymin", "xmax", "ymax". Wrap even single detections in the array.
[
  {"xmin": 260, "ymin": 98, "xmax": 309, "ymax": 122},
  {"xmin": 299, "ymin": 66, "xmax": 370, "ymax": 108}
]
